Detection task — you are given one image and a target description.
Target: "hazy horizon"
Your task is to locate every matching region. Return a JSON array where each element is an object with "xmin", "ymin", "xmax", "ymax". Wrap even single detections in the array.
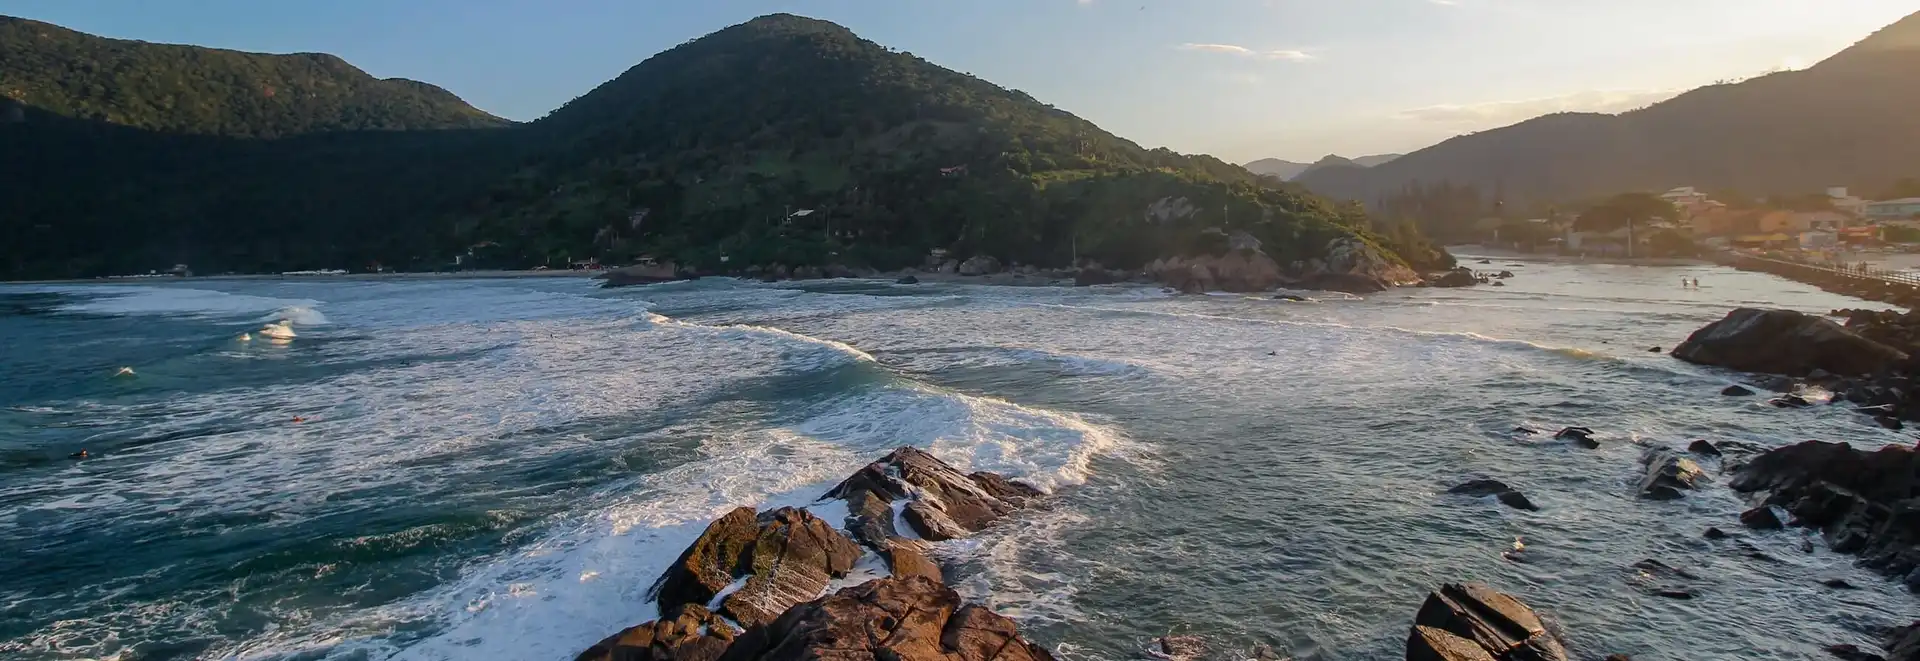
[{"xmin": 3, "ymin": 0, "xmax": 1913, "ymax": 163}]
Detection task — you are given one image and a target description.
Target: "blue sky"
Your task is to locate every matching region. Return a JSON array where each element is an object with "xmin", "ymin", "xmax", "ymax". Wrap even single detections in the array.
[{"xmin": 4, "ymin": 0, "xmax": 1914, "ymax": 162}]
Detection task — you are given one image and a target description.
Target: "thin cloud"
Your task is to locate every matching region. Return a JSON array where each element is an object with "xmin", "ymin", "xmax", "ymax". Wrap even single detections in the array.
[
  {"xmin": 1176, "ymin": 43, "xmax": 1316, "ymax": 61},
  {"xmin": 1395, "ymin": 89, "xmax": 1682, "ymax": 124},
  {"xmin": 1428, "ymin": 0, "xmax": 1459, "ymax": 5}
]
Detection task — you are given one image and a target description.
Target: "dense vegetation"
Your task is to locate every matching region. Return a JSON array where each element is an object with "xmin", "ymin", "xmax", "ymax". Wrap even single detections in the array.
[
  {"xmin": 0, "ymin": 16, "xmax": 507, "ymax": 137},
  {"xmin": 0, "ymin": 13, "xmax": 1443, "ymax": 279},
  {"xmin": 1296, "ymin": 10, "xmax": 1920, "ymax": 210}
]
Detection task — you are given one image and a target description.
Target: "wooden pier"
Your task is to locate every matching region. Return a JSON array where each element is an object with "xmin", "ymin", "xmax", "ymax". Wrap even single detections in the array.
[{"xmin": 1716, "ymin": 251, "xmax": 1920, "ymax": 308}]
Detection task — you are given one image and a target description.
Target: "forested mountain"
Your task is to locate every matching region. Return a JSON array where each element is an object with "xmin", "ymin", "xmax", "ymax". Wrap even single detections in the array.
[
  {"xmin": 1243, "ymin": 154, "xmax": 1399, "ymax": 181},
  {"xmin": 0, "ymin": 13, "xmax": 1442, "ymax": 279},
  {"xmin": 0, "ymin": 15, "xmax": 507, "ymax": 137},
  {"xmin": 1295, "ymin": 10, "xmax": 1920, "ymax": 210}
]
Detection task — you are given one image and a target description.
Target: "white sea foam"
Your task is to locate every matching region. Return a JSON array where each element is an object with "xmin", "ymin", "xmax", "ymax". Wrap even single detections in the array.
[{"xmin": 30, "ymin": 284, "xmax": 323, "ymax": 320}]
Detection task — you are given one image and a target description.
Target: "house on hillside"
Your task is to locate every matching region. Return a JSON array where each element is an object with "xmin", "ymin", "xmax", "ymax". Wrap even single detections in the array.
[{"xmin": 1867, "ymin": 198, "xmax": 1920, "ymax": 221}]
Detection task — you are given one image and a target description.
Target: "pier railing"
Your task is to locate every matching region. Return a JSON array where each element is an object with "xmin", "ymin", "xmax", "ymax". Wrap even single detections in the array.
[{"xmin": 1722, "ymin": 251, "xmax": 1920, "ymax": 288}]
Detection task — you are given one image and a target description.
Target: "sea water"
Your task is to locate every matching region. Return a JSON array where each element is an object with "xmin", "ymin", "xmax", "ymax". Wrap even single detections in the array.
[{"xmin": 0, "ymin": 260, "xmax": 1910, "ymax": 660}]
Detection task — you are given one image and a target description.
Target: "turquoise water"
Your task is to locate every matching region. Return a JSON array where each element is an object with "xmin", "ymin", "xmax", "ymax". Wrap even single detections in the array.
[{"xmin": 0, "ymin": 261, "xmax": 1910, "ymax": 660}]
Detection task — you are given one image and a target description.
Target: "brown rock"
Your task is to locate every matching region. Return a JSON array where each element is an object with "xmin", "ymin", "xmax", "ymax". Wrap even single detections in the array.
[
  {"xmin": 719, "ymin": 508, "xmax": 864, "ymax": 627},
  {"xmin": 651, "ymin": 507, "xmax": 761, "ymax": 610},
  {"xmin": 1411, "ymin": 583, "xmax": 1567, "ymax": 661},
  {"xmin": 823, "ymin": 447, "xmax": 1037, "ymax": 542},
  {"xmin": 1637, "ymin": 449, "xmax": 1707, "ymax": 500},
  {"xmin": 575, "ymin": 604, "xmax": 735, "ymax": 661},
  {"xmin": 1408, "ymin": 625, "xmax": 1498, "ymax": 661},
  {"xmin": 720, "ymin": 576, "xmax": 1055, "ymax": 661},
  {"xmin": 882, "ymin": 540, "xmax": 943, "ymax": 583},
  {"xmin": 648, "ymin": 507, "xmax": 863, "ymax": 628}
]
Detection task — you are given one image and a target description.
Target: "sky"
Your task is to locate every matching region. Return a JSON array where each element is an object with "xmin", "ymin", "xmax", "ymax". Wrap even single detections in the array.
[{"xmin": 4, "ymin": 0, "xmax": 1915, "ymax": 163}]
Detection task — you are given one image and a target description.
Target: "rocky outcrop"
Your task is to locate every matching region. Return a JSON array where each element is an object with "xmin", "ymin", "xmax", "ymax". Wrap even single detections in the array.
[
  {"xmin": 1296, "ymin": 272, "xmax": 1386, "ymax": 294},
  {"xmin": 1146, "ymin": 240, "xmax": 1285, "ymax": 293},
  {"xmin": 1407, "ymin": 583, "xmax": 1567, "ymax": 661},
  {"xmin": 1315, "ymin": 236, "xmax": 1422, "ymax": 287},
  {"xmin": 823, "ymin": 446, "xmax": 1040, "ymax": 544},
  {"xmin": 592, "ymin": 448, "xmax": 1052, "ymax": 661},
  {"xmin": 1428, "ymin": 267, "xmax": 1479, "ymax": 288},
  {"xmin": 599, "ymin": 261, "xmax": 693, "ymax": 288},
  {"xmin": 724, "ymin": 576, "xmax": 1054, "ymax": 661},
  {"xmin": 1670, "ymin": 308, "xmax": 1908, "ymax": 376},
  {"xmin": 575, "ymin": 604, "xmax": 734, "ymax": 661},
  {"xmin": 649, "ymin": 506, "xmax": 862, "ymax": 628},
  {"xmin": 1730, "ymin": 441, "xmax": 1920, "ymax": 585},
  {"xmin": 957, "ymin": 255, "xmax": 1001, "ymax": 276},
  {"xmin": 1637, "ymin": 448, "xmax": 1707, "ymax": 500}
]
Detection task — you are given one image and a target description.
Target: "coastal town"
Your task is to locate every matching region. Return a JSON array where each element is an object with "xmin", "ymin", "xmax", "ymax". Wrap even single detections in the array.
[{"xmin": 1477, "ymin": 183, "xmax": 1920, "ymax": 263}]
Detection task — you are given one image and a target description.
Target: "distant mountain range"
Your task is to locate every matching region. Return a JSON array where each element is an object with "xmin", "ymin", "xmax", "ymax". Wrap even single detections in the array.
[
  {"xmin": 1244, "ymin": 153, "xmax": 1401, "ymax": 180},
  {"xmin": 0, "ymin": 14, "xmax": 1441, "ymax": 279},
  {"xmin": 1294, "ymin": 10, "xmax": 1920, "ymax": 206}
]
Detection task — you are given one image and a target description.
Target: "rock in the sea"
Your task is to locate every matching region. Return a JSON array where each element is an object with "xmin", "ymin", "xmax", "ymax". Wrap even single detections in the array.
[
  {"xmin": 598, "ymin": 261, "xmax": 692, "ymax": 288},
  {"xmin": 1429, "ymin": 267, "xmax": 1479, "ymax": 288},
  {"xmin": 1731, "ymin": 441, "xmax": 1920, "ymax": 581},
  {"xmin": 1408, "ymin": 625, "xmax": 1498, "ymax": 661},
  {"xmin": 896, "ymin": 275, "xmax": 920, "ymax": 285},
  {"xmin": 1722, "ymin": 385, "xmax": 1756, "ymax": 396},
  {"xmin": 648, "ymin": 506, "xmax": 862, "ymax": 628},
  {"xmin": 1297, "ymin": 272, "xmax": 1386, "ymax": 294},
  {"xmin": 724, "ymin": 576, "xmax": 1056, "ymax": 661},
  {"xmin": 1687, "ymin": 440, "xmax": 1722, "ymax": 457},
  {"xmin": 957, "ymin": 255, "xmax": 1001, "ymax": 276},
  {"xmin": 1555, "ymin": 426, "xmax": 1598, "ymax": 448},
  {"xmin": 1409, "ymin": 583, "xmax": 1567, "ymax": 661},
  {"xmin": 824, "ymin": 446, "xmax": 1039, "ymax": 545},
  {"xmin": 1637, "ymin": 448, "xmax": 1706, "ymax": 500},
  {"xmin": 1704, "ymin": 527, "xmax": 1730, "ymax": 540},
  {"xmin": 1671, "ymin": 308, "xmax": 1909, "ymax": 377},
  {"xmin": 1740, "ymin": 506, "xmax": 1784, "ymax": 530},
  {"xmin": 1825, "ymin": 643, "xmax": 1887, "ymax": 661},
  {"xmin": 1446, "ymin": 479, "xmax": 1538, "ymax": 511},
  {"xmin": 1771, "ymin": 394, "xmax": 1813, "ymax": 408},
  {"xmin": 575, "ymin": 604, "xmax": 734, "ymax": 661}
]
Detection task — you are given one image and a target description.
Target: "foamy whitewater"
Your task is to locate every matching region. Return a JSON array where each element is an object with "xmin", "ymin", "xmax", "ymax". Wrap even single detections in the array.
[{"xmin": 0, "ymin": 259, "xmax": 1910, "ymax": 660}]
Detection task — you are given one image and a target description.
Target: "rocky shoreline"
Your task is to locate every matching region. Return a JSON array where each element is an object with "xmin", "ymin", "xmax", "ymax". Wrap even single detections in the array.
[
  {"xmin": 597, "ymin": 235, "xmax": 1500, "ymax": 295},
  {"xmin": 576, "ymin": 447, "xmax": 1629, "ymax": 661}
]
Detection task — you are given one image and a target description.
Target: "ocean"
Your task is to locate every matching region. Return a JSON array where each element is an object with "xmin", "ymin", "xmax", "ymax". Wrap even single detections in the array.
[{"xmin": 0, "ymin": 258, "xmax": 1911, "ymax": 660}]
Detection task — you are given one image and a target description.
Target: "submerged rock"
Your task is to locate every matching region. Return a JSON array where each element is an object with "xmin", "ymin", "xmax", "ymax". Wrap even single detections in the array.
[
  {"xmin": 1555, "ymin": 426, "xmax": 1598, "ymax": 448},
  {"xmin": 1687, "ymin": 440, "xmax": 1722, "ymax": 457},
  {"xmin": 1408, "ymin": 583, "xmax": 1567, "ymax": 661},
  {"xmin": 1446, "ymin": 479, "xmax": 1539, "ymax": 511},
  {"xmin": 1671, "ymin": 308, "xmax": 1908, "ymax": 376},
  {"xmin": 1722, "ymin": 384, "xmax": 1756, "ymax": 396},
  {"xmin": 896, "ymin": 275, "xmax": 920, "ymax": 284},
  {"xmin": 1730, "ymin": 441, "xmax": 1920, "ymax": 582}
]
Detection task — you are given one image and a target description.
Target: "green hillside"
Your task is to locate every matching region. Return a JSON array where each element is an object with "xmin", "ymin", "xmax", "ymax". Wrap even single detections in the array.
[
  {"xmin": 0, "ymin": 15, "xmax": 507, "ymax": 137},
  {"xmin": 0, "ymin": 13, "xmax": 1443, "ymax": 279}
]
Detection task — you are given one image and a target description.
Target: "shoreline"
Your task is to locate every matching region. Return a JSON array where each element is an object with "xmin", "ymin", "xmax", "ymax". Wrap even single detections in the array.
[{"xmin": 1448, "ymin": 245, "xmax": 1710, "ymax": 267}]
